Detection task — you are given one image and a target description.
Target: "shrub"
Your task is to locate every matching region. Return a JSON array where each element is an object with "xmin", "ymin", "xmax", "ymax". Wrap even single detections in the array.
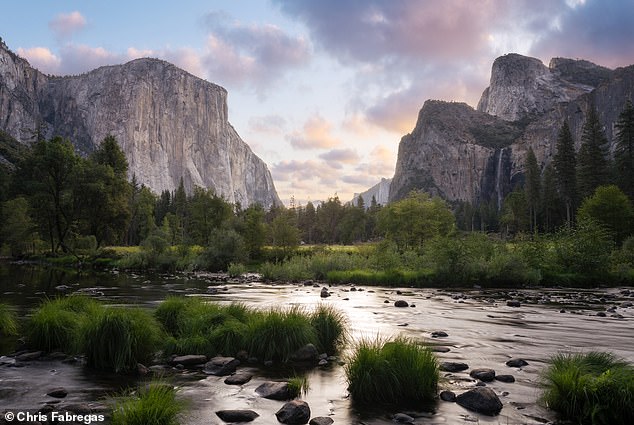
[
  {"xmin": 111, "ymin": 382, "xmax": 181, "ymax": 425},
  {"xmin": 0, "ymin": 303, "xmax": 18, "ymax": 336},
  {"xmin": 246, "ymin": 307, "xmax": 317, "ymax": 362},
  {"xmin": 541, "ymin": 351, "xmax": 634, "ymax": 425},
  {"xmin": 27, "ymin": 296, "xmax": 101, "ymax": 352},
  {"xmin": 227, "ymin": 262, "xmax": 247, "ymax": 277},
  {"xmin": 82, "ymin": 307, "xmax": 162, "ymax": 372},
  {"xmin": 310, "ymin": 304, "xmax": 348, "ymax": 354},
  {"xmin": 345, "ymin": 336, "xmax": 438, "ymax": 406}
]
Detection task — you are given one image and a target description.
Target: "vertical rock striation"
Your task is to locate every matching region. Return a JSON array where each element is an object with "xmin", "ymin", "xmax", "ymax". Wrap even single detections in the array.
[{"xmin": 0, "ymin": 40, "xmax": 281, "ymax": 208}]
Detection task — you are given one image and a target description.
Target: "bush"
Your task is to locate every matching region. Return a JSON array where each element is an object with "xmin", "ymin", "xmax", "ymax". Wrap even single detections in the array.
[
  {"xmin": 310, "ymin": 304, "xmax": 348, "ymax": 354},
  {"xmin": 246, "ymin": 307, "xmax": 317, "ymax": 362},
  {"xmin": 345, "ymin": 336, "xmax": 438, "ymax": 406},
  {"xmin": 82, "ymin": 307, "xmax": 162, "ymax": 372},
  {"xmin": 0, "ymin": 303, "xmax": 18, "ymax": 336},
  {"xmin": 541, "ymin": 351, "xmax": 634, "ymax": 425},
  {"xmin": 27, "ymin": 296, "xmax": 101, "ymax": 352},
  {"xmin": 111, "ymin": 382, "xmax": 181, "ymax": 425}
]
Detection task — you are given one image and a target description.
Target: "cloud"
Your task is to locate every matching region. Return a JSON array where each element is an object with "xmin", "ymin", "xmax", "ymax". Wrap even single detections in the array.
[
  {"xmin": 49, "ymin": 11, "xmax": 87, "ymax": 38},
  {"xmin": 287, "ymin": 114, "xmax": 341, "ymax": 149},
  {"xmin": 340, "ymin": 174, "xmax": 380, "ymax": 187},
  {"xmin": 202, "ymin": 11, "xmax": 310, "ymax": 93},
  {"xmin": 318, "ymin": 148, "xmax": 360, "ymax": 164},
  {"xmin": 17, "ymin": 47, "xmax": 62, "ymax": 73},
  {"xmin": 249, "ymin": 115, "xmax": 287, "ymax": 134}
]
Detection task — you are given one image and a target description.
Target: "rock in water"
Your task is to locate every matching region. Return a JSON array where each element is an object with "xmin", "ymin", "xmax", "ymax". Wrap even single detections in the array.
[
  {"xmin": 440, "ymin": 362, "xmax": 469, "ymax": 372},
  {"xmin": 309, "ymin": 417, "xmax": 334, "ymax": 425},
  {"xmin": 216, "ymin": 410, "xmax": 259, "ymax": 422},
  {"xmin": 0, "ymin": 40, "xmax": 280, "ymax": 208},
  {"xmin": 255, "ymin": 381, "xmax": 291, "ymax": 400},
  {"xmin": 506, "ymin": 358, "xmax": 529, "ymax": 367},
  {"xmin": 470, "ymin": 368, "xmax": 496, "ymax": 382},
  {"xmin": 171, "ymin": 355, "xmax": 207, "ymax": 366},
  {"xmin": 455, "ymin": 387, "xmax": 503, "ymax": 416},
  {"xmin": 394, "ymin": 300, "xmax": 409, "ymax": 307},
  {"xmin": 204, "ymin": 357, "xmax": 240, "ymax": 376},
  {"xmin": 275, "ymin": 400, "xmax": 311, "ymax": 424}
]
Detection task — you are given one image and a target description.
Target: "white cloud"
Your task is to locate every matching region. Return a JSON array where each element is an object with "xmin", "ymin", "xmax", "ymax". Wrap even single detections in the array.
[{"xmin": 49, "ymin": 11, "xmax": 87, "ymax": 38}]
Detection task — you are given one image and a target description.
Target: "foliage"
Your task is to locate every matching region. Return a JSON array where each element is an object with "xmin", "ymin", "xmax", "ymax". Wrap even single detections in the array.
[
  {"xmin": 288, "ymin": 375, "xmax": 310, "ymax": 398},
  {"xmin": 524, "ymin": 147, "xmax": 541, "ymax": 232},
  {"xmin": 553, "ymin": 121, "xmax": 577, "ymax": 223},
  {"xmin": 614, "ymin": 100, "xmax": 634, "ymax": 199},
  {"xmin": 0, "ymin": 303, "xmax": 18, "ymax": 336},
  {"xmin": 345, "ymin": 336, "xmax": 438, "ymax": 406},
  {"xmin": 552, "ymin": 219, "xmax": 615, "ymax": 276},
  {"xmin": 1, "ymin": 196, "xmax": 38, "ymax": 256},
  {"xmin": 310, "ymin": 304, "xmax": 348, "ymax": 354},
  {"xmin": 81, "ymin": 307, "xmax": 163, "ymax": 372},
  {"xmin": 111, "ymin": 382, "xmax": 181, "ymax": 425},
  {"xmin": 541, "ymin": 352, "xmax": 634, "ymax": 425},
  {"xmin": 577, "ymin": 107, "xmax": 610, "ymax": 200},
  {"xmin": 195, "ymin": 227, "xmax": 246, "ymax": 271},
  {"xmin": 577, "ymin": 185, "xmax": 633, "ymax": 244},
  {"xmin": 378, "ymin": 191, "xmax": 454, "ymax": 251}
]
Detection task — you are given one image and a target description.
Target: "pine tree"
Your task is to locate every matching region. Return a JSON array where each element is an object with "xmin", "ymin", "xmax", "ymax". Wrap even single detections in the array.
[
  {"xmin": 577, "ymin": 107, "xmax": 610, "ymax": 200},
  {"xmin": 553, "ymin": 121, "xmax": 576, "ymax": 224},
  {"xmin": 541, "ymin": 164, "xmax": 560, "ymax": 232},
  {"xmin": 524, "ymin": 148, "xmax": 541, "ymax": 233},
  {"xmin": 614, "ymin": 100, "xmax": 634, "ymax": 200}
]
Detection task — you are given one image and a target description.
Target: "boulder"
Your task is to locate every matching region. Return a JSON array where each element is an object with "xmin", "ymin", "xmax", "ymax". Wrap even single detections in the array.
[
  {"xmin": 216, "ymin": 410, "xmax": 259, "ymax": 422},
  {"xmin": 495, "ymin": 374, "xmax": 515, "ymax": 383},
  {"xmin": 224, "ymin": 373, "xmax": 252, "ymax": 385},
  {"xmin": 309, "ymin": 417, "xmax": 334, "ymax": 425},
  {"xmin": 440, "ymin": 362, "xmax": 468, "ymax": 372},
  {"xmin": 455, "ymin": 387, "xmax": 503, "ymax": 416},
  {"xmin": 292, "ymin": 343, "xmax": 319, "ymax": 362},
  {"xmin": 171, "ymin": 354, "xmax": 207, "ymax": 366},
  {"xmin": 275, "ymin": 400, "xmax": 311, "ymax": 424},
  {"xmin": 506, "ymin": 300, "xmax": 521, "ymax": 307},
  {"xmin": 16, "ymin": 351, "xmax": 43, "ymax": 361},
  {"xmin": 204, "ymin": 357, "xmax": 240, "ymax": 376},
  {"xmin": 505, "ymin": 358, "xmax": 528, "ymax": 367},
  {"xmin": 440, "ymin": 390, "xmax": 456, "ymax": 402},
  {"xmin": 394, "ymin": 300, "xmax": 409, "ymax": 307},
  {"xmin": 470, "ymin": 368, "xmax": 496, "ymax": 382},
  {"xmin": 392, "ymin": 412, "xmax": 415, "ymax": 423},
  {"xmin": 46, "ymin": 388, "xmax": 68, "ymax": 398},
  {"xmin": 255, "ymin": 381, "xmax": 290, "ymax": 400},
  {"xmin": 431, "ymin": 331, "xmax": 448, "ymax": 338},
  {"xmin": 320, "ymin": 288, "xmax": 330, "ymax": 298}
]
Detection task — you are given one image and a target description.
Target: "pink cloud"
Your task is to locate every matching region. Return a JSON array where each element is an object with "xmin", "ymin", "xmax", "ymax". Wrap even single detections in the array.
[
  {"xmin": 16, "ymin": 47, "xmax": 61, "ymax": 74},
  {"xmin": 49, "ymin": 11, "xmax": 87, "ymax": 38},
  {"xmin": 287, "ymin": 114, "xmax": 341, "ymax": 150}
]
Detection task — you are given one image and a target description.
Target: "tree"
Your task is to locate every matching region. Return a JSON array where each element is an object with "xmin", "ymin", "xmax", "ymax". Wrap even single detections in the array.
[
  {"xmin": 524, "ymin": 148, "xmax": 541, "ymax": 233},
  {"xmin": 500, "ymin": 190, "xmax": 529, "ymax": 236},
  {"xmin": 90, "ymin": 135, "xmax": 128, "ymax": 178},
  {"xmin": 577, "ymin": 185, "xmax": 633, "ymax": 244},
  {"xmin": 238, "ymin": 204, "xmax": 266, "ymax": 259},
  {"xmin": 269, "ymin": 212, "xmax": 300, "ymax": 257},
  {"xmin": 541, "ymin": 164, "xmax": 561, "ymax": 232},
  {"xmin": 126, "ymin": 185, "xmax": 156, "ymax": 245},
  {"xmin": 577, "ymin": 107, "xmax": 610, "ymax": 200},
  {"xmin": 378, "ymin": 191, "xmax": 454, "ymax": 251},
  {"xmin": 553, "ymin": 121, "xmax": 577, "ymax": 224},
  {"xmin": 1, "ymin": 197, "xmax": 38, "ymax": 256},
  {"xmin": 614, "ymin": 100, "xmax": 634, "ymax": 199},
  {"xmin": 187, "ymin": 187, "xmax": 232, "ymax": 246}
]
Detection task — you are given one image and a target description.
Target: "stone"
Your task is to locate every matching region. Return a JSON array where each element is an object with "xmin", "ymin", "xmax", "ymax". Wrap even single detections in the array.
[
  {"xmin": 171, "ymin": 355, "xmax": 208, "ymax": 366},
  {"xmin": 430, "ymin": 346, "xmax": 451, "ymax": 353},
  {"xmin": 276, "ymin": 400, "xmax": 311, "ymax": 424},
  {"xmin": 394, "ymin": 300, "xmax": 409, "ymax": 307},
  {"xmin": 204, "ymin": 357, "xmax": 240, "ymax": 376},
  {"xmin": 215, "ymin": 410, "xmax": 259, "ymax": 422},
  {"xmin": 255, "ymin": 381, "xmax": 291, "ymax": 400},
  {"xmin": 506, "ymin": 358, "xmax": 529, "ymax": 367},
  {"xmin": 440, "ymin": 362, "xmax": 469, "ymax": 372},
  {"xmin": 224, "ymin": 373, "xmax": 252, "ymax": 385},
  {"xmin": 320, "ymin": 287, "xmax": 330, "ymax": 298},
  {"xmin": 455, "ymin": 387, "xmax": 503, "ymax": 416},
  {"xmin": 431, "ymin": 331, "xmax": 448, "ymax": 338},
  {"xmin": 506, "ymin": 300, "xmax": 521, "ymax": 307},
  {"xmin": 136, "ymin": 363, "xmax": 150, "ymax": 376},
  {"xmin": 392, "ymin": 412, "xmax": 415, "ymax": 423},
  {"xmin": 292, "ymin": 343, "xmax": 319, "ymax": 362},
  {"xmin": 495, "ymin": 374, "xmax": 515, "ymax": 383},
  {"xmin": 470, "ymin": 368, "xmax": 496, "ymax": 382},
  {"xmin": 318, "ymin": 359, "xmax": 328, "ymax": 366},
  {"xmin": 16, "ymin": 351, "xmax": 43, "ymax": 361},
  {"xmin": 46, "ymin": 388, "xmax": 68, "ymax": 398},
  {"xmin": 0, "ymin": 41, "xmax": 280, "ymax": 208},
  {"xmin": 309, "ymin": 417, "xmax": 334, "ymax": 425},
  {"xmin": 440, "ymin": 390, "xmax": 456, "ymax": 402}
]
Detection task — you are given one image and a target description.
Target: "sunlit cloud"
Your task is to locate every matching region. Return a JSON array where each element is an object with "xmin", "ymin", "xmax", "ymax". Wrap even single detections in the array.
[
  {"xmin": 248, "ymin": 114, "xmax": 287, "ymax": 134},
  {"xmin": 17, "ymin": 47, "xmax": 61, "ymax": 73},
  {"xmin": 49, "ymin": 11, "xmax": 86, "ymax": 38},
  {"xmin": 287, "ymin": 114, "xmax": 341, "ymax": 150}
]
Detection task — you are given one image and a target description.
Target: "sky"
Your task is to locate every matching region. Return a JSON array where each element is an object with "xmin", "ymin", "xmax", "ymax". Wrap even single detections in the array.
[{"xmin": 1, "ymin": 0, "xmax": 634, "ymax": 205}]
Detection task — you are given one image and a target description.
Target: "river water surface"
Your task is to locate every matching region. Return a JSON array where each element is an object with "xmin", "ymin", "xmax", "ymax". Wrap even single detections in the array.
[{"xmin": 1, "ymin": 263, "xmax": 633, "ymax": 424}]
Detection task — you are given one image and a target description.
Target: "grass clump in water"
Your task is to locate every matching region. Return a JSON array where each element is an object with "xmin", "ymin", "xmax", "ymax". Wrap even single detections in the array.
[
  {"xmin": 0, "ymin": 303, "xmax": 18, "ymax": 336},
  {"xmin": 345, "ymin": 336, "xmax": 438, "ymax": 406},
  {"xmin": 26, "ymin": 296, "xmax": 101, "ymax": 352},
  {"xmin": 288, "ymin": 375, "xmax": 310, "ymax": 398},
  {"xmin": 310, "ymin": 304, "xmax": 348, "ymax": 355},
  {"xmin": 541, "ymin": 351, "xmax": 634, "ymax": 425},
  {"xmin": 82, "ymin": 307, "xmax": 163, "ymax": 373},
  {"xmin": 111, "ymin": 382, "xmax": 181, "ymax": 425}
]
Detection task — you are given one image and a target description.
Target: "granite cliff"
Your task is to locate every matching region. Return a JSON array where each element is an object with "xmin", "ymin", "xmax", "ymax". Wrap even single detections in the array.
[
  {"xmin": 351, "ymin": 178, "xmax": 391, "ymax": 209},
  {"xmin": 0, "ymin": 40, "xmax": 281, "ymax": 208},
  {"xmin": 389, "ymin": 53, "xmax": 634, "ymax": 206}
]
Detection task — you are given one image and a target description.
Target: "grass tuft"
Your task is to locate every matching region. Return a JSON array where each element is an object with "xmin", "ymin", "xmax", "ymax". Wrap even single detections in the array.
[
  {"xmin": 0, "ymin": 303, "xmax": 19, "ymax": 336},
  {"xmin": 111, "ymin": 382, "xmax": 181, "ymax": 425},
  {"xmin": 345, "ymin": 336, "xmax": 438, "ymax": 406},
  {"xmin": 311, "ymin": 304, "xmax": 348, "ymax": 354},
  {"xmin": 541, "ymin": 351, "xmax": 634, "ymax": 425},
  {"xmin": 288, "ymin": 375, "xmax": 310, "ymax": 398}
]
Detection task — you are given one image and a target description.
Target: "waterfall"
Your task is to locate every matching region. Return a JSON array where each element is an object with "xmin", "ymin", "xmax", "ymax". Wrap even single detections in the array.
[{"xmin": 496, "ymin": 148, "xmax": 505, "ymax": 210}]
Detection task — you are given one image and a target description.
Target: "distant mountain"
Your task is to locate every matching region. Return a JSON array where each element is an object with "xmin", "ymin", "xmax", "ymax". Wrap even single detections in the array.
[
  {"xmin": 0, "ymin": 39, "xmax": 281, "ymax": 208},
  {"xmin": 389, "ymin": 53, "xmax": 634, "ymax": 206},
  {"xmin": 351, "ymin": 178, "xmax": 391, "ymax": 208}
]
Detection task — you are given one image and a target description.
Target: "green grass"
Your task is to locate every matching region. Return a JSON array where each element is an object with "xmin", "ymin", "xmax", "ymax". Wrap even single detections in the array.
[
  {"xmin": 111, "ymin": 382, "xmax": 181, "ymax": 425},
  {"xmin": 288, "ymin": 375, "xmax": 310, "ymax": 398},
  {"xmin": 326, "ymin": 269, "xmax": 434, "ymax": 286},
  {"xmin": 0, "ymin": 303, "xmax": 18, "ymax": 336},
  {"xmin": 541, "ymin": 351, "xmax": 634, "ymax": 425},
  {"xmin": 246, "ymin": 307, "xmax": 317, "ymax": 362},
  {"xmin": 26, "ymin": 296, "xmax": 101, "ymax": 352},
  {"xmin": 311, "ymin": 304, "xmax": 348, "ymax": 354},
  {"xmin": 81, "ymin": 307, "xmax": 163, "ymax": 373},
  {"xmin": 345, "ymin": 336, "xmax": 439, "ymax": 407}
]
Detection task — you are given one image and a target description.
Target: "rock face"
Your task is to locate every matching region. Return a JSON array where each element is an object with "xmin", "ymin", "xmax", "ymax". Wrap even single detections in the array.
[
  {"xmin": 351, "ymin": 177, "xmax": 392, "ymax": 208},
  {"xmin": 390, "ymin": 53, "xmax": 634, "ymax": 206},
  {"xmin": 0, "ymin": 40, "xmax": 280, "ymax": 207}
]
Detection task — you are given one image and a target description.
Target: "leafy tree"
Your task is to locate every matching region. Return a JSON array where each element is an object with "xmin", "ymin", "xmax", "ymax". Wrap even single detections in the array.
[
  {"xmin": 577, "ymin": 107, "xmax": 610, "ymax": 200},
  {"xmin": 90, "ymin": 134, "xmax": 128, "ymax": 178},
  {"xmin": 524, "ymin": 148, "xmax": 541, "ymax": 232},
  {"xmin": 269, "ymin": 212, "xmax": 300, "ymax": 257},
  {"xmin": 238, "ymin": 204, "xmax": 267, "ymax": 259},
  {"xmin": 197, "ymin": 227, "xmax": 247, "ymax": 271},
  {"xmin": 541, "ymin": 164, "xmax": 561, "ymax": 232},
  {"xmin": 378, "ymin": 191, "xmax": 454, "ymax": 251},
  {"xmin": 187, "ymin": 187, "xmax": 232, "ymax": 246},
  {"xmin": 337, "ymin": 203, "xmax": 366, "ymax": 244},
  {"xmin": 316, "ymin": 196, "xmax": 344, "ymax": 243},
  {"xmin": 614, "ymin": 100, "xmax": 634, "ymax": 199},
  {"xmin": 500, "ymin": 190, "xmax": 529, "ymax": 236},
  {"xmin": 553, "ymin": 121, "xmax": 577, "ymax": 224},
  {"xmin": 126, "ymin": 184, "xmax": 156, "ymax": 245},
  {"xmin": 298, "ymin": 201, "xmax": 316, "ymax": 244},
  {"xmin": 1, "ymin": 197, "xmax": 38, "ymax": 256},
  {"xmin": 577, "ymin": 185, "xmax": 633, "ymax": 244},
  {"xmin": 155, "ymin": 190, "xmax": 171, "ymax": 227}
]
